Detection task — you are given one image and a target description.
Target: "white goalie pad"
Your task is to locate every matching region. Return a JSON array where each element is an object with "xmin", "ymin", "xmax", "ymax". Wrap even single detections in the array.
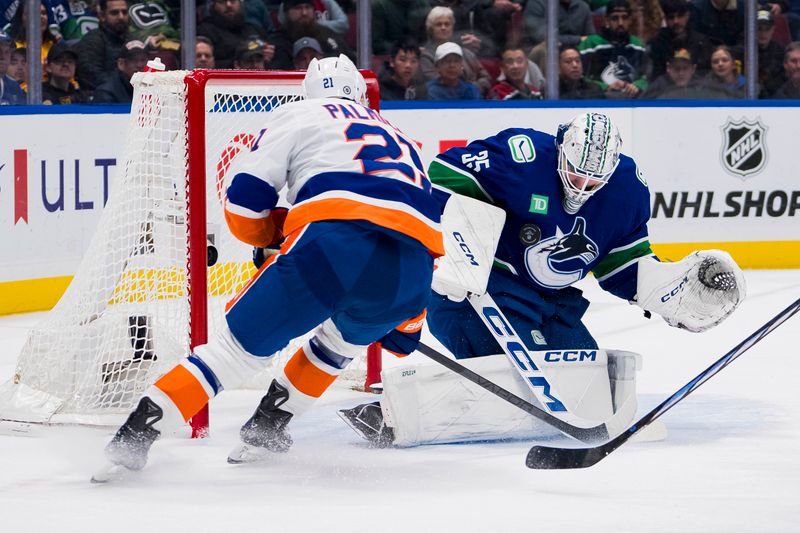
[
  {"xmin": 431, "ymin": 193, "xmax": 506, "ymax": 301},
  {"xmin": 636, "ymin": 250, "xmax": 746, "ymax": 333},
  {"xmin": 380, "ymin": 349, "xmax": 641, "ymax": 447}
]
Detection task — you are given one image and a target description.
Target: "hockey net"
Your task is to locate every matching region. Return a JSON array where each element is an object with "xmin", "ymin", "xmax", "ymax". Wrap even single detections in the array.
[{"xmin": 0, "ymin": 70, "xmax": 381, "ymax": 430}]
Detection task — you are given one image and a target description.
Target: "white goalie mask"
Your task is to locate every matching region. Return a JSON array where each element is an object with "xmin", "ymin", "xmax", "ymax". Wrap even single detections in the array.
[
  {"xmin": 302, "ymin": 54, "xmax": 368, "ymax": 105},
  {"xmin": 555, "ymin": 113, "xmax": 622, "ymax": 214}
]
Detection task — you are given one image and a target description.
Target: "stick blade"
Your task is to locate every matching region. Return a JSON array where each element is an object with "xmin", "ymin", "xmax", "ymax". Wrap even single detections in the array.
[{"xmin": 525, "ymin": 444, "xmax": 610, "ymax": 470}]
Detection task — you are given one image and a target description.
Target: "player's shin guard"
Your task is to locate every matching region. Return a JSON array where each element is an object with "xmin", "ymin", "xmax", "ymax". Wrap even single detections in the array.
[
  {"xmin": 146, "ymin": 354, "xmax": 223, "ymax": 428},
  {"xmin": 275, "ymin": 319, "xmax": 365, "ymax": 418}
]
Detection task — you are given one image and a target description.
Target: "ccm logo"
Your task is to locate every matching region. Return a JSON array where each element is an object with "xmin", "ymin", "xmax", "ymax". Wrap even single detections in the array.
[
  {"xmin": 453, "ymin": 231, "xmax": 479, "ymax": 266},
  {"xmin": 544, "ymin": 350, "xmax": 598, "ymax": 362},
  {"xmin": 660, "ymin": 276, "xmax": 689, "ymax": 303}
]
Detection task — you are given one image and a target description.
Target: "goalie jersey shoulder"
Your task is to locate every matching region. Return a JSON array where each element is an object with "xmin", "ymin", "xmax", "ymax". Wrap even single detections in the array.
[{"xmin": 428, "ymin": 128, "xmax": 653, "ymax": 294}]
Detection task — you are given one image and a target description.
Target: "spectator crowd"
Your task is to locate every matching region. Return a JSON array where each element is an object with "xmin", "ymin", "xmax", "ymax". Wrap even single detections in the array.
[{"xmin": 2, "ymin": 0, "xmax": 800, "ymax": 105}]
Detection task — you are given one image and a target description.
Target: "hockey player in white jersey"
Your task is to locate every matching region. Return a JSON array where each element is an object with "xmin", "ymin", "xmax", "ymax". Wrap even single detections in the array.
[{"xmin": 95, "ymin": 55, "xmax": 443, "ymax": 477}]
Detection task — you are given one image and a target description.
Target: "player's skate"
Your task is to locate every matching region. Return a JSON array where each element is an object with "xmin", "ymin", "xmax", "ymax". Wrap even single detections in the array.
[
  {"xmin": 91, "ymin": 396, "xmax": 162, "ymax": 483},
  {"xmin": 227, "ymin": 380, "xmax": 294, "ymax": 464},
  {"xmin": 338, "ymin": 401, "xmax": 394, "ymax": 448}
]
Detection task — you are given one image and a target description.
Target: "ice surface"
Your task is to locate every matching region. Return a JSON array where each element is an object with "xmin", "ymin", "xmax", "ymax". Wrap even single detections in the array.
[{"xmin": 0, "ymin": 271, "xmax": 798, "ymax": 532}]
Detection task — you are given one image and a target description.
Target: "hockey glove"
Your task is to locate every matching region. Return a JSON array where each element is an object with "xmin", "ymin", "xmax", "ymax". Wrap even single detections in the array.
[
  {"xmin": 636, "ymin": 250, "xmax": 746, "ymax": 333},
  {"xmin": 252, "ymin": 207, "xmax": 289, "ymax": 269},
  {"xmin": 379, "ymin": 311, "xmax": 426, "ymax": 357}
]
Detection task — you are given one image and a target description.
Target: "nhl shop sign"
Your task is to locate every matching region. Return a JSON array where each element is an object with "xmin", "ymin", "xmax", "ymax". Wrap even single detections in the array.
[{"xmin": 720, "ymin": 118, "xmax": 767, "ymax": 179}]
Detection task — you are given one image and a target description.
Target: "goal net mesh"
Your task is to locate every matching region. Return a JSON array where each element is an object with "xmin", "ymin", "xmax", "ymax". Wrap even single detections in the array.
[{"xmin": 0, "ymin": 70, "xmax": 371, "ymax": 426}]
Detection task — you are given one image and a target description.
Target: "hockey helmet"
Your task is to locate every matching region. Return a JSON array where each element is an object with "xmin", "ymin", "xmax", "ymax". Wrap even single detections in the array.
[
  {"xmin": 302, "ymin": 54, "xmax": 368, "ymax": 105},
  {"xmin": 555, "ymin": 112, "xmax": 622, "ymax": 214}
]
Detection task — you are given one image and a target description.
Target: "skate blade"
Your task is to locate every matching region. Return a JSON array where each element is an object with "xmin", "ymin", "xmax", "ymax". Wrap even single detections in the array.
[
  {"xmin": 90, "ymin": 462, "xmax": 133, "ymax": 484},
  {"xmin": 227, "ymin": 443, "xmax": 274, "ymax": 464}
]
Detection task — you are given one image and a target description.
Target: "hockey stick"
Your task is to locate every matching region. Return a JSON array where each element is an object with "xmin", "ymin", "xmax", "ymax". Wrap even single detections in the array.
[
  {"xmin": 526, "ymin": 297, "xmax": 800, "ymax": 470},
  {"xmin": 416, "ymin": 341, "xmax": 609, "ymax": 443},
  {"xmin": 466, "ymin": 292, "xmax": 573, "ymax": 415}
]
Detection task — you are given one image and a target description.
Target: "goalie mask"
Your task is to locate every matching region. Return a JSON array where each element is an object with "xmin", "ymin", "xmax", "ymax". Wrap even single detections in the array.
[
  {"xmin": 302, "ymin": 54, "xmax": 368, "ymax": 105},
  {"xmin": 555, "ymin": 113, "xmax": 622, "ymax": 214}
]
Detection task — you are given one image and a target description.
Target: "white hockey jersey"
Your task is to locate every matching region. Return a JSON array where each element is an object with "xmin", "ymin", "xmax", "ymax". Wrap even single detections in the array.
[{"xmin": 224, "ymin": 97, "xmax": 444, "ymax": 256}]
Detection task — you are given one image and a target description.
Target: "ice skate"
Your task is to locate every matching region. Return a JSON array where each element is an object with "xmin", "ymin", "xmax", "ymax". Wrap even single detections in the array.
[
  {"xmin": 338, "ymin": 401, "xmax": 394, "ymax": 448},
  {"xmin": 91, "ymin": 396, "xmax": 162, "ymax": 482},
  {"xmin": 227, "ymin": 380, "xmax": 293, "ymax": 464}
]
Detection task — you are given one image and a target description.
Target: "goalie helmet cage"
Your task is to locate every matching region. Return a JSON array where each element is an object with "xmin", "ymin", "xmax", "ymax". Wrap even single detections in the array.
[{"xmin": 0, "ymin": 70, "xmax": 382, "ymax": 436}]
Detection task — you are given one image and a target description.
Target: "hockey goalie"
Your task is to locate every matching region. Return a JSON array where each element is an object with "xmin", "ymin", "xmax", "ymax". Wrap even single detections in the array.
[{"xmin": 341, "ymin": 114, "xmax": 746, "ymax": 448}]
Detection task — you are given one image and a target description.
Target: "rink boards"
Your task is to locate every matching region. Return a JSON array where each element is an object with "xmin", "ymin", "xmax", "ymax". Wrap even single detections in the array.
[{"xmin": 0, "ymin": 101, "xmax": 798, "ymax": 314}]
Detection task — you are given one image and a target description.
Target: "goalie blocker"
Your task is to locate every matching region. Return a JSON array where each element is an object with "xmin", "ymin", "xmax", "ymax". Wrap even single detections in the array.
[{"xmin": 341, "ymin": 347, "xmax": 641, "ymax": 447}]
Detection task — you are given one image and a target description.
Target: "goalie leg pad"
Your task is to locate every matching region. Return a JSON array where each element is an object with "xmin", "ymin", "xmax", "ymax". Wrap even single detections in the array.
[{"xmin": 379, "ymin": 348, "xmax": 641, "ymax": 446}]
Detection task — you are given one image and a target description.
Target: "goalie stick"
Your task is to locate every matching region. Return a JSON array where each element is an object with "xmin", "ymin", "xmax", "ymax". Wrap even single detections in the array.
[
  {"xmin": 416, "ymin": 342, "xmax": 609, "ymax": 443},
  {"xmin": 526, "ymin": 296, "xmax": 800, "ymax": 470}
]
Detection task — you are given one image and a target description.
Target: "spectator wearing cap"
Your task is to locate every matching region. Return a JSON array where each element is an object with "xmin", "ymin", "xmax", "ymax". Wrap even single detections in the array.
[
  {"xmin": 0, "ymin": 30, "xmax": 25, "ymax": 104},
  {"xmin": 292, "ymin": 37, "xmax": 323, "ymax": 69},
  {"xmin": 487, "ymin": 45, "xmax": 543, "ymax": 100},
  {"xmin": 196, "ymin": 37, "xmax": 216, "ymax": 69},
  {"xmin": 771, "ymin": 41, "xmax": 800, "ymax": 98},
  {"xmin": 377, "ymin": 40, "xmax": 427, "ymax": 100},
  {"xmin": 420, "ymin": 7, "xmax": 492, "ymax": 95},
  {"xmin": 371, "ymin": 0, "xmax": 431, "ymax": 56},
  {"xmin": 648, "ymin": 0, "xmax": 711, "ymax": 81},
  {"xmin": 197, "ymin": 0, "xmax": 268, "ymax": 69},
  {"xmin": 642, "ymin": 47, "xmax": 704, "ymax": 98},
  {"xmin": 426, "ymin": 42, "xmax": 481, "ymax": 100},
  {"xmin": 267, "ymin": 0, "xmax": 354, "ymax": 70},
  {"xmin": 579, "ymin": 0, "xmax": 648, "ymax": 98},
  {"xmin": 42, "ymin": 41, "xmax": 88, "ymax": 104},
  {"xmin": 91, "ymin": 38, "xmax": 148, "ymax": 103},
  {"xmin": 689, "ymin": 0, "xmax": 744, "ymax": 47},
  {"xmin": 234, "ymin": 37, "xmax": 267, "ymax": 69},
  {"xmin": 701, "ymin": 44, "xmax": 745, "ymax": 97},
  {"xmin": 756, "ymin": 10, "xmax": 787, "ymax": 97},
  {"xmin": 75, "ymin": 0, "xmax": 132, "ymax": 91},
  {"xmin": 277, "ymin": 0, "xmax": 349, "ymax": 36},
  {"xmin": 558, "ymin": 43, "xmax": 605, "ymax": 99}
]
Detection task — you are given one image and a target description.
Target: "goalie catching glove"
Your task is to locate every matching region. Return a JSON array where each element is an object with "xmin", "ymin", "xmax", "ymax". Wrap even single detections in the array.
[{"xmin": 636, "ymin": 250, "xmax": 745, "ymax": 333}]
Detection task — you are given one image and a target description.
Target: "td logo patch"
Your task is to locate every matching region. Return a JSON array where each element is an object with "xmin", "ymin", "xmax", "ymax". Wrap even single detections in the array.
[{"xmin": 529, "ymin": 194, "xmax": 548, "ymax": 214}]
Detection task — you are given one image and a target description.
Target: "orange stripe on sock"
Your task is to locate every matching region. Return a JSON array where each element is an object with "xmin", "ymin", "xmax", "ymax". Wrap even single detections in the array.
[
  {"xmin": 154, "ymin": 365, "xmax": 210, "ymax": 422},
  {"xmin": 283, "ymin": 347, "xmax": 337, "ymax": 398}
]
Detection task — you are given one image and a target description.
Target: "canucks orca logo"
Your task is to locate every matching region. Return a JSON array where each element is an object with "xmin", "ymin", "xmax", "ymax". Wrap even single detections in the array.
[
  {"xmin": 524, "ymin": 217, "xmax": 599, "ymax": 288},
  {"xmin": 601, "ymin": 55, "xmax": 635, "ymax": 85}
]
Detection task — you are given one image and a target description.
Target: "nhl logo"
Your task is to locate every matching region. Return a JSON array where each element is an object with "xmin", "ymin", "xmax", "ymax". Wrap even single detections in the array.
[{"xmin": 721, "ymin": 118, "xmax": 767, "ymax": 179}]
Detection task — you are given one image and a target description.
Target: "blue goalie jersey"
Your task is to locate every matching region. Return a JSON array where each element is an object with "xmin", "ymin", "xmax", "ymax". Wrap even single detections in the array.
[{"xmin": 428, "ymin": 127, "xmax": 656, "ymax": 302}]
